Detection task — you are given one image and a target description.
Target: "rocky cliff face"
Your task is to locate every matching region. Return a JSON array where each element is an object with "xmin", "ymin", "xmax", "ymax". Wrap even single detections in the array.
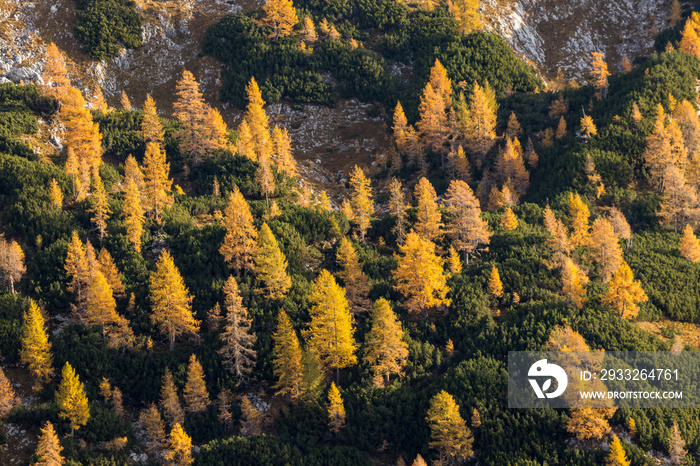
[{"xmin": 481, "ymin": 0, "xmax": 673, "ymax": 80}]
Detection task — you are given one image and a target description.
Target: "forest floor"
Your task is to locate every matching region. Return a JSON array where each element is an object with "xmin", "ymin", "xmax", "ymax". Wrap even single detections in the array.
[{"xmin": 636, "ymin": 320, "xmax": 700, "ymax": 350}]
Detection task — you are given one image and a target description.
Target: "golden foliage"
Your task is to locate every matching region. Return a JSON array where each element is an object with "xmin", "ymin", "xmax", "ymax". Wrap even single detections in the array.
[
  {"xmin": 501, "ymin": 207, "xmax": 518, "ymax": 230},
  {"xmin": 35, "ymin": 421, "xmax": 64, "ymax": 466},
  {"xmin": 142, "ymin": 94, "xmax": 164, "ymax": 146},
  {"xmin": 184, "ymin": 354, "xmax": 210, "ymax": 413},
  {"xmin": 487, "ymin": 265, "xmax": 503, "ymax": 298},
  {"xmin": 259, "ymin": 0, "xmax": 298, "ymax": 38},
  {"xmin": 680, "ymin": 224, "xmax": 700, "ymax": 262},
  {"xmin": 363, "ymin": 298, "xmax": 408, "ymax": 387},
  {"xmin": 327, "ymin": 382, "xmax": 346, "ymax": 434},
  {"xmin": 254, "ymin": 223, "xmax": 292, "ymax": 299},
  {"xmin": 590, "ymin": 218, "xmax": 624, "ymax": 282},
  {"xmin": 0, "ymin": 366, "xmax": 19, "ymax": 418},
  {"xmin": 349, "ymin": 165, "xmax": 374, "ymax": 241},
  {"xmin": 20, "ymin": 300, "xmax": 53, "ymax": 390},
  {"xmin": 561, "ymin": 257, "xmax": 588, "ymax": 309},
  {"xmin": 414, "ymin": 177, "xmax": 443, "ymax": 241},
  {"xmin": 606, "ymin": 435, "xmax": 630, "ymax": 466},
  {"xmin": 603, "ymin": 261, "xmax": 648, "ymax": 319},
  {"xmin": 272, "ymin": 310, "xmax": 304, "ymax": 400},
  {"xmin": 160, "ymin": 368, "xmax": 184, "ymax": 426},
  {"xmin": 567, "ymin": 193, "xmax": 591, "ymax": 247},
  {"xmin": 218, "ymin": 276, "xmax": 257, "ymax": 378},
  {"xmin": 142, "ymin": 142, "xmax": 173, "ymax": 221},
  {"xmin": 443, "ymin": 179, "xmax": 490, "ymax": 262},
  {"xmin": 426, "ymin": 390, "xmax": 474, "ymax": 462},
  {"xmin": 219, "ymin": 186, "xmax": 258, "ymax": 275},
  {"xmin": 122, "ymin": 179, "xmax": 145, "ymax": 251},
  {"xmin": 56, "ymin": 362, "xmax": 90, "ymax": 433},
  {"xmin": 165, "ymin": 423, "xmax": 193, "ymax": 466},
  {"xmin": 336, "ymin": 237, "xmax": 370, "ymax": 313}
]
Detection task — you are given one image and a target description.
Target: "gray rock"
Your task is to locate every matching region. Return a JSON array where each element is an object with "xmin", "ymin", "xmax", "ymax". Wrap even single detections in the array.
[
  {"xmin": 0, "ymin": 77, "xmax": 11, "ymax": 85},
  {"xmin": 5, "ymin": 66, "xmax": 44, "ymax": 85},
  {"xmin": 49, "ymin": 134, "xmax": 64, "ymax": 152}
]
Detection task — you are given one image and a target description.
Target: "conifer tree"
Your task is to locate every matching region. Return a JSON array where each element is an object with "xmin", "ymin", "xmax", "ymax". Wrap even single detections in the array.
[
  {"xmin": 20, "ymin": 300, "xmax": 53, "ymax": 390},
  {"xmin": 417, "ymin": 79, "xmax": 449, "ymax": 152},
  {"xmin": 393, "ymin": 232, "xmax": 450, "ymax": 315},
  {"xmin": 219, "ymin": 187, "xmax": 258, "ymax": 276},
  {"xmin": 303, "ymin": 16, "xmax": 318, "ymax": 43},
  {"xmin": 119, "ymin": 90, "xmax": 131, "ymax": 110},
  {"xmin": 245, "ymin": 77, "xmax": 271, "ymax": 164},
  {"xmin": 393, "ymin": 102, "xmax": 409, "ymax": 153},
  {"xmin": 142, "ymin": 94, "xmax": 165, "ymax": 146},
  {"xmin": 218, "ymin": 276, "xmax": 257, "ymax": 379},
  {"xmin": 349, "ymin": 165, "xmax": 373, "ymax": 241},
  {"xmin": 43, "ymin": 42, "xmax": 69, "ymax": 91},
  {"xmin": 555, "ymin": 116, "xmax": 567, "ymax": 139},
  {"xmin": 56, "ymin": 362, "xmax": 90, "ymax": 435},
  {"xmin": 443, "ymin": 179, "xmax": 491, "ymax": 263},
  {"xmin": 240, "ymin": 396, "xmax": 262, "ymax": 436},
  {"xmin": 590, "ymin": 217, "xmax": 623, "ymax": 282},
  {"xmin": 603, "ymin": 261, "xmax": 648, "ymax": 319},
  {"xmin": 327, "ymin": 382, "xmax": 346, "ymax": 434},
  {"xmin": 0, "ymin": 238, "xmax": 25, "ymax": 294},
  {"xmin": 501, "ymin": 207, "xmax": 518, "ymax": 230},
  {"xmin": 590, "ymin": 52, "xmax": 610, "ymax": 97},
  {"xmin": 165, "ymin": 423, "xmax": 193, "ymax": 466},
  {"xmin": 506, "ymin": 112, "xmax": 522, "ymax": 139},
  {"xmin": 150, "ymin": 251, "xmax": 199, "ymax": 350},
  {"xmin": 448, "ymin": 246, "xmax": 462, "ymax": 274},
  {"xmin": 86, "ymin": 271, "xmax": 128, "ymax": 339},
  {"xmin": 35, "ymin": 421, "xmax": 64, "ymax": 466},
  {"xmin": 679, "ymin": 18, "xmax": 700, "ymax": 58},
  {"xmin": 140, "ymin": 404, "xmax": 166, "ymax": 460},
  {"xmin": 562, "ymin": 257, "xmax": 588, "ymax": 309},
  {"xmin": 568, "ymin": 193, "xmax": 591, "ymax": 247},
  {"xmin": 488, "ymin": 265, "xmax": 503, "ymax": 298},
  {"xmin": 160, "ymin": 368, "xmax": 184, "ymax": 425},
  {"xmin": 680, "ymin": 224, "xmax": 700, "ymax": 262},
  {"xmin": 630, "ymin": 102, "xmax": 642, "ymax": 124},
  {"xmin": 183, "ymin": 354, "xmax": 210, "ymax": 413},
  {"xmin": 272, "ymin": 310, "xmax": 304, "ymax": 400},
  {"xmin": 364, "ymin": 298, "xmax": 408, "ymax": 387},
  {"xmin": 580, "ymin": 115, "xmax": 598, "ymax": 138},
  {"xmin": 414, "ymin": 177, "xmax": 443, "ymax": 241},
  {"xmin": 543, "ymin": 205, "xmax": 572, "ymax": 263},
  {"xmin": 65, "ymin": 234, "xmax": 89, "ymax": 311},
  {"xmin": 608, "ymin": 207, "xmax": 632, "ymax": 246},
  {"xmin": 259, "ymin": 0, "xmax": 298, "ymax": 38},
  {"xmin": 217, "ymin": 389, "xmax": 233, "ymax": 429},
  {"xmin": 112, "ymin": 387, "xmax": 125, "ymax": 417},
  {"xmin": 124, "ymin": 154, "xmax": 145, "ymax": 193},
  {"xmin": 271, "ymin": 126, "xmax": 297, "ymax": 177},
  {"xmin": 142, "ymin": 142, "xmax": 173, "ymax": 221},
  {"xmin": 122, "ymin": 179, "xmax": 145, "ymax": 252},
  {"xmin": 258, "ymin": 150, "xmax": 275, "ymax": 205},
  {"xmin": 606, "ymin": 435, "xmax": 630, "ymax": 466},
  {"xmin": 471, "ymin": 408, "xmax": 481, "ymax": 428},
  {"xmin": 204, "ymin": 108, "xmax": 234, "ymax": 153},
  {"xmin": 49, "ymin": 178, "xmax": 63, "ymax": 210},
  {"xmin": 449, "ymin": 0, "xmax": 481, "ymax": 35},
  {"xmin": 388, "ymin": 178, "xmax": 408, "ymax": 244},
  {"xmin": 173, "ymin": 70, "xmax": 209, "ymax": 165},
  {"xmin": 660, "ymin": 165, "xmax": 699, "ymax": 232},
  {"xmin": 336, "ymin": 237, "xmax": 370, "ymax": 314},
  {"xmin": 305, "ymin": 270, "xmax": 357, "ymax": 380},
  {"xmin": 461, "ymin": 82, "xmax": 497, "ymax": 163},
  {"xmin": 0, "ymin": 366, "xmax": 19, "ymax": 418},
  {"xmin": 411, "ymin": 455, "xmax": 428, "ymax": 466},
  {"xmin": 495, "ymin": 137, "xmax": 529, "ymax": 198},
  {"xmin": 253, "ymin": 223, "xmax": 292, "ymax": 299},
  {"xmin": 97, "ymin": 247, "xmax": 126, "ymax": 298},
  {"xmin": 426, "ymin": 390, "xmax": 474, "ymax": 463},
  {"xmin": 669, "ymin": 422, "xmax": 688, "ymax": 466},
  {"xmin": 89, "ymin": 176, "xmax": 111, "ymax": 246}
]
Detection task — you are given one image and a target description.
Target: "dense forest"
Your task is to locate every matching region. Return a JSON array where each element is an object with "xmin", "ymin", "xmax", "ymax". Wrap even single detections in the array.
[{"xmin": 3, "ymin": 0, "xmax": 700, "ymax": 465}]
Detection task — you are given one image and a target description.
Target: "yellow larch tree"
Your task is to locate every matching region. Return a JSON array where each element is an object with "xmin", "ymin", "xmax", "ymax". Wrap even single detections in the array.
[
  {"xmin": 20, "ymin": 300, "xmax": 53, "ymax": 391},
  {"xmin": 393, "ymin": 101, "xmax": 409, "ymax": 154},
  {"xmin": 240, "ymin": 395, "xmax": 262, "ymax": 436},
  {"xmin": 555, "ymin": 116, "xmax": 567, "ymax": 139},
  {"xmin": 543, "ymin": 204, "xmax": 572, "ymax": 264},
  {"xmin": 680, "ymin": 224, "xmax": 700, "ymax": 262},
  {"xmin": 184, "ymin": 354, "xmax": 210, "ymax": 413},
  {"xmin": 631, "ymin": 102, "xmax": 642, "ymax": 124},
  {"xmin": 393, "ymin": 232, "xmax": 450, "ymax": 315},
  {"xmin": 0, "ymin": 365, "xmax": 18, "ymax": 417},
  {"xmin": 140, "ymin": 404, "xmax": 166, "ymax": 460},
  {"xmin": 142, "ymin": 94, "xmax": 165, "ymax": 146},
  {"xmin": 35, "ymin": 421, "xmax": 64, "ymax": 466},
  {"xmin": 679, "ymin": 18, "xmax": 700, "ymax": 58},
  {"xmin": 0, "ymin": 238, "xmax": 25, "ymax": 295},
  {"xmin": 97, "ymin": 247, "xmax": 126, "ymax": 298},
  {"xmin": 608, "ymin": 206, "xmax": 632, "ymax": 247},
  {"xmin": 669, "ymin": 422, "xmax": 688, "ymax": 466},
  {"xmin": 590, "ymin": 52, "xmax": 610, "ymax": 98},
  {"xmin": 259, "ymin": 0, "xmax": 298, "ymax": 39},
  {"xmin": 443, "ymin": 179, "xmax": 491, "ymax": 264},
  {"xmin": 160, "ymin": 368, "xmax": 184, "ymax": 426},
  {"xmin": 245, "ymin": 77, "xmax": 272, "ymax": 164},
  {"xmin": 150, "ymin": 251, "xmax": 199, "ymax": 350},
  {"xmin": 488, "ymin": 265, "xmax": 503, "ymax": 298},
  {"xmin": 363, "ymin": 298, "xmax": 409, "ymax": 387},
  {"xmin": 603, "ymin": 261, "xmax": 648, "ymax": 319},
  {"xmin": 218, "ymin": 276, "xmax": 257, "ymax": 378},
  {"xmin": 590, "ymin": 217, "xmax": 623, "ymax": 282},
  {"xmin": 674, "ymin": 100, "xmax": 700, "ymax": 157},
  {"xmin": 305, "ymin": 270, "xmax": 357, "ymax": 381},
  {"xmin": 173, "ymin": 70, "xmax": 210, "ymax": 165},
  {"xmin": 122, "ymin": 179, "xmax": 145, "ymax": 252},
  {"xmin": 349, "ymin": 165, "xmax": 374, "ymax": 241},
  {"xmin": 461, "ymin": 82, "xmax": 497, "ymax": 163},
  {"xmin": 506, "ymin": 112, "xmax": 522, "ymax": 139},
  {"xmin": 644, "ymin": 105, "xmax": 673, "ymax": 189},
  {"xmin": 272, "ymin": 310, "xmax": 304, "ymax": 401},
  {"xmin": 327, "ymin": 382, "xmax": 346, "ymax": 434},
  {"xmin": 417, "ymin": 82, "xmax": 449, "ymax": 153},
  {"xmin": 42, "ymin": 42, "xmax": 69, "ymax": 92},
  {"xmin": 86, "ymin": 271, "xmax": 130, "ymax": 341},
  {"xmin": 660, "ymin": 165, "xmax": 699, "ymax": 232},
  {"xmin": 411, "ymin": 454, "xmax": 428, "ymax": 466},
  {"xmin": 271, "ymin": 125, "xmax": 298, "ymax": 178},
  {"xmin": 204, "ymin": 108, "xmax": 234, "ymax": 153},
  {"xmin": 501, "ymin": 207, "xmax": 518, "ymax": 230},
  {"xmin": 253, "ymin": 223, "xmax": 292, "ymax": 299},
  {"xmin": 56, "ymin": 362, "xmax": 90, "ymax": 435},
  {"xmin": 495, "ymin": 137, "xmax": 530, "ymax": 199},
  {"xmin": 217, "ymin": 389, "xmax": 233, "ymax": 429},
  {"xmin": 568, "ymin": 193, "xmax": 591, "ymax": 247},
  {"xmin": 120, "ymin": 91, "xmax": 131, "ymax": 111},
  {"xmin": 89, "ymin": 175, "xmax": 111, "ymax": 246},
  {"xmin": 142, "ymin": 142, "xmax": 173, "ymax": 221},
  {"xmin": 426, "ymin": 390, "xmax": 474, "ymax": 463},
  {"xmin": 236, "ymin": 119, "xmax": 255, "ymax": 160},
  {"xmin": 64, "ymin": 230, "xmax": 89, "ymax": 309},
  {"xmin": 219, "ymin": 186, "xmax": 258, "ymax": 276},
  {"xmin": 49, "ymin": 178, "xmax": 63, "ymax": 210},
  {"xmin": 124, "ymin": 154, "xmax": 145, "ymax": 194},
  {"xmin": 165, "ymin": 423, "xmax": 193, "ymax": 466},
  {"xmin": 606, "ymin": 435, "xmax": 630, "ymax": 466},
  {"xmin": 580, "ymin": 115, "xmax": 598, "ymax": 138},
  {"xmin": 388, "ymin": 178, "xmax": 408, "ymax": 244},
  {"xmin": 303, "ymin": 16, "xmax": 318, "ymax": 43},
  {"xmin": 414, "ymin": 177, "xmax": 443, "ymax": 241},
  {"xmin": 448, "ymin": 246, "xmax": 462, "ymax": 274},
  {"xmin": 562, "ymin": 257, "xmax": 588, "ymax": 309},
  {"xmin": 448, "ymin": 0, "xmax": 481, "ymax": 35},
  {"xmin": 336, "ymin": 237, "xmax": 370, "ymax": 314}
]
